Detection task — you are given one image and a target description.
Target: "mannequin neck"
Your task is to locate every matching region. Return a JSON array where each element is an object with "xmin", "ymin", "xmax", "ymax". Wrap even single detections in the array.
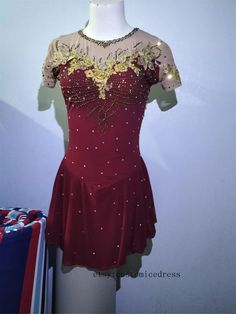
[{"xmin": 82, "ymin": 0, "xmax": 133, "ymax": 40}]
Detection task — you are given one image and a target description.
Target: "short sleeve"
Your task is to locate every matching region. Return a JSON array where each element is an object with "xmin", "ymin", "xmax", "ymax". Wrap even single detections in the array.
[
  {"xmin": 41, "ymin": 39, "xmax": 60, "ymax": 88},
  {"xmin": 147, "ymin": 40, "xmax": 182, "ymax": 91}
]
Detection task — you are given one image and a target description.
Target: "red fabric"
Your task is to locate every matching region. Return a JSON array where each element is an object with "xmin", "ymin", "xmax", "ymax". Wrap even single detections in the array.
[{"xmin": 45, "ymin": 60, "xmax": 158, "ymax": 270}]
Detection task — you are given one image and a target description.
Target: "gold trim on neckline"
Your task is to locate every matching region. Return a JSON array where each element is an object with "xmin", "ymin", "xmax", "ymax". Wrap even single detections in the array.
[{"xmin": 77, "ymin": 27, "xmax": 139, "ymax": 48}]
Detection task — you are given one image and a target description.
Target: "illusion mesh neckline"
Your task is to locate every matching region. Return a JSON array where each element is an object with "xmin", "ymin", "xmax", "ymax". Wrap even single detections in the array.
[{"xmin": 77, "ymin": 27, "xmax": 139, "ymax": 48}]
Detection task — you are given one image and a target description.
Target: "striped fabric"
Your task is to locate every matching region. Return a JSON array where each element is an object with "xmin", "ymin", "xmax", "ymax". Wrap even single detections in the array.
[{"xmin": 0, "ymin": 207, "xmax": 50, "ymax": 314}]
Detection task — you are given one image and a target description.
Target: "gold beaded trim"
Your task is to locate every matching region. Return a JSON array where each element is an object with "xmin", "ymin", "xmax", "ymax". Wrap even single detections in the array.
[{"xmin": 77, "ymin": 27, "xmax": 139, "ymax": 48}]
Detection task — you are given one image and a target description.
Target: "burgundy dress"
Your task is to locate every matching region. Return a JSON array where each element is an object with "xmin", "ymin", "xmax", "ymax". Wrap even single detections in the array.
[{"xmin": 41, "ymin": 27, "xmax": 182, "ymax": 270}]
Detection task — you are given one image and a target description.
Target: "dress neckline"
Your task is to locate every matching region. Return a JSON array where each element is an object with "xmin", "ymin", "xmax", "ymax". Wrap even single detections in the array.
[{"xmin": 77, "ymin": 27, "xmax": 139, "ymax": 48}]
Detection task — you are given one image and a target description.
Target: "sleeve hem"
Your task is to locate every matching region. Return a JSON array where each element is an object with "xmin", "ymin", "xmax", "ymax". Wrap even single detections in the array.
[
  {"xmin": 161, "ymin": 80, "xmax": 182, "ymax": 92},
  {"xmin": 41, "ymin": 78, "xmax": 57, "ymax": 88}
]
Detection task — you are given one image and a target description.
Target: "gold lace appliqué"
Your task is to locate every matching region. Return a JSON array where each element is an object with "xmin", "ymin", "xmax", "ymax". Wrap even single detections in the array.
[{"xmin": 48, "ymin": 41, "xmax": 163, "ymax": 99}]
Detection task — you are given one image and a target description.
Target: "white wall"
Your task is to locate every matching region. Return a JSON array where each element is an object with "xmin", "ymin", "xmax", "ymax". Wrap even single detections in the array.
[{"xmin": 0, "ymin": 0, "xmax": 235, "ymax": 313}]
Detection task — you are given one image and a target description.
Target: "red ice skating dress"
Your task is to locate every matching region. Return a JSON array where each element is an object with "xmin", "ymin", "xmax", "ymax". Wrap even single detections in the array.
[{"xmin": 41, "ymin": 27, "xmax": 182, "ymax": 270}]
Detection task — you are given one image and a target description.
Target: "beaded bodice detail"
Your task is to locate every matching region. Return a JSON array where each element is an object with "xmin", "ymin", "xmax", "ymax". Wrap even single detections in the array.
[{"xmin": 41, "ymin": 28, "xmax": 182, "ymax": 132}]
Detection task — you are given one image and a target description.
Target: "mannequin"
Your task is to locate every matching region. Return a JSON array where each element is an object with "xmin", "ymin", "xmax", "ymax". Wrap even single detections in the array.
[
  {"xmin": 82, "ymin": 0, "xmax": 133, "ymax": 40},
  {"xmin": 54, "ymin": 1, "xmax": 132, "ymax": 313}
]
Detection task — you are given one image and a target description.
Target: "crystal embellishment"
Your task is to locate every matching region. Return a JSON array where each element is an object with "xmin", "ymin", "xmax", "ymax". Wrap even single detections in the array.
[{"xmin": 78, "ymin": 27, "xmax": 140, "ymax": 48}]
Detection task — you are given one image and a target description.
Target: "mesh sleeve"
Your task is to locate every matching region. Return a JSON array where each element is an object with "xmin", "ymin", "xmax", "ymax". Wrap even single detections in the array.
[
  {"xmin": 147, "ymin": 40, "xmax": 182, "ymax": 91},
  {"xmin": 41, "ymin": 39, "xmax": 60, "ymax": 88}
]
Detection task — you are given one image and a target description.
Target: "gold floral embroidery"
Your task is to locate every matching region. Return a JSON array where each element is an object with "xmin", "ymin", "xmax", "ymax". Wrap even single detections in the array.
[
  {"xmin": 43, "ymin": 39, "xmax": 180, "ymax": 98},
  {"xmin": 48, "ymin": 41, "xmax": 163, "ymax": 99}
]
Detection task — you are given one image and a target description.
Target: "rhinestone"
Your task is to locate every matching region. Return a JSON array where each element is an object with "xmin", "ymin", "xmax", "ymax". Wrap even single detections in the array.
[
  {"xmin": 89, "ymin": 192, "xmax": 93, "ymax": 195},
  {"xmin": 100, "ymin": 227, "xmax": 103, "ymax": 230},
  {"xmin": 117, "ymin": 244, "xmax": 120, "ymax": 247},
  {"xmin": 92, "ymin": 252, "xmax": 96, "ymax": 255},
  {"xmin": 83, "ymin": 164, "xmax": 86, "ymax": 167}
]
